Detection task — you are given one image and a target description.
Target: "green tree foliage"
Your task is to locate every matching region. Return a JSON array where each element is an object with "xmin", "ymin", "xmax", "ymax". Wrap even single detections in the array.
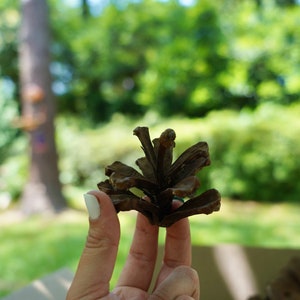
[
  {"xmin": 1, "ymin": 0, "xmax": 300, "ymax": 121},
  {"xmin": 51, "ymin": 0, "xmax": 175, "ymax": 121},
  {"xmin": 138, "ymin": 1, "xmax": 229, "ymax": 116},
  {"xmin": 52, "ymin": 0, "xmax": 300, "ymax": 120},
  {"xmin": 0, "ymin": 0, "xmax": 20, "ymax": 164},
  {"xmin": 0, "ymin": 0, "xmax": 19, "ymax": 97},
  {"xmin": 225, "ymin": 0, "xmax": 300, "ymax": 107}
]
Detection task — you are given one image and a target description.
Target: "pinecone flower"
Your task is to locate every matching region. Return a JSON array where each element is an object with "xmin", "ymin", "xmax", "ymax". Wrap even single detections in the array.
[{"xmin": 97, "ymin": 126, "xmax": 221, "ymax": 227}]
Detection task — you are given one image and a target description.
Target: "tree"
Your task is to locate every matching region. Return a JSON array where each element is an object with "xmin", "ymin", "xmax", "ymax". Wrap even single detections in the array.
[{"xmin": 19, "ymin": 0, "xmax": 66, "ymax": 213}]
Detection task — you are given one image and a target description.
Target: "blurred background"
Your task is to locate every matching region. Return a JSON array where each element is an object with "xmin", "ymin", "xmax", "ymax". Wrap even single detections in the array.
[{"xmin": 0, "ymin": 0, "xmax": 299, "ymax": 297}]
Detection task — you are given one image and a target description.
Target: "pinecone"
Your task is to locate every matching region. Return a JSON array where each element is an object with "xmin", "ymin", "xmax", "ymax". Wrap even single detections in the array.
[{"xmin": 97, "ymin": 126, "xmax": 221, "ymax": 227}]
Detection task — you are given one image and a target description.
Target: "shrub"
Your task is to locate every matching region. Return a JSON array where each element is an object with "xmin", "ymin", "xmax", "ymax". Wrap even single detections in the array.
[
  {"xmin": 57, "ymin": 104, "xmax": 300, "ymax": 202},
  {"xmin": 207, "ymin": 103, "xmax": 300, "ymax": 201}
]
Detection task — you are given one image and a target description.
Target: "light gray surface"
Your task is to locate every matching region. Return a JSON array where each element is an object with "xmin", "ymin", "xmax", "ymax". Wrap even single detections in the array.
[{"xmin": 1, "ymin": 268, "xmax": 73, "ymax": 300}]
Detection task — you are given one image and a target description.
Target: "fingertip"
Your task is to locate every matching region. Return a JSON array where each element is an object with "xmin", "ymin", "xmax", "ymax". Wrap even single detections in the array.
[
  {"xmin": 84, "ymin": 190, "xmax": 120, "ymax": 241},
  {"xmin": 176, "ymin": 266, "xmax": 199, "ymax": 285},
  {"xmin": 88, "ymin": 190, "xmax": 114, "ymax": 207},
  {"xmin": 170, "ymin": 266, "xmax": 200, "ymax": 298},
  {"xmin": 152, "ymin": 266, "xmax": 200, "ymax": 300},
  {"xmin": 84, "ymin": 193, "xmax": 100, "ymax": 220},
  {"xmin": 85, "ymin": 190, "xmax": 118, "ymax": 220}
]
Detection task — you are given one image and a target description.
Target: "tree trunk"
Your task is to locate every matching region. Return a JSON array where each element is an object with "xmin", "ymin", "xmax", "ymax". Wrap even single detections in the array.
[{"xmin": 19, "ymin": 0, "xmax": 66, "ymax": 214}]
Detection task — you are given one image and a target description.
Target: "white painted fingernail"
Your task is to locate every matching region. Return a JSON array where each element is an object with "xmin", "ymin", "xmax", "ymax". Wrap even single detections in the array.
[{"xmin": 84, "ymin": 194, "xmax": 100, "ymax": 220}]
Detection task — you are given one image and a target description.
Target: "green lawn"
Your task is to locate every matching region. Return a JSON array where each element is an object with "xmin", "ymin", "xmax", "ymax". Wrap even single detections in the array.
[{"xmin": 0, "ymin": 199, "xmax": 300, "ymax": 297}]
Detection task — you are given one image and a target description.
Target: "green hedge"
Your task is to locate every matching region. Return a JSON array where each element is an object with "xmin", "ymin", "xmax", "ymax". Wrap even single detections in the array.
[
  {"xmin": 57, "ymin": 103, "xmax": 300, "ymax": 203},
  {"xmin": 205, "ymin": 103, "xmax": 300, "ymax": 201}
]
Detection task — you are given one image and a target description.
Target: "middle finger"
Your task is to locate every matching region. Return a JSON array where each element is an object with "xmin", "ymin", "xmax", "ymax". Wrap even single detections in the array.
[{"xmin": 116, "ymin": 213, "xmax": 159, "ymax": 291}]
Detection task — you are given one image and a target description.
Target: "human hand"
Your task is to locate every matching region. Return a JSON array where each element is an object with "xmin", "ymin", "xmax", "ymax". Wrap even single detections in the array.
[{"xmin": 67, "ymin": 191, "xmax": 199, "ymax": 300}]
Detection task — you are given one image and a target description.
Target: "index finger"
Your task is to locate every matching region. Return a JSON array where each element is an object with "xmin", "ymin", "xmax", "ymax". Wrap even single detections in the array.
[{"xmin": 67, "ymin": 191, "xmax": 120, "ymax": 299}]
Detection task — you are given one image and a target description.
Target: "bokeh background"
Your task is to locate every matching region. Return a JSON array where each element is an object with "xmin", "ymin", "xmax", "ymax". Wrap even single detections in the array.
[{"xmin": 0, "ymin": 0, "xmax": 299, "ymax": 297}]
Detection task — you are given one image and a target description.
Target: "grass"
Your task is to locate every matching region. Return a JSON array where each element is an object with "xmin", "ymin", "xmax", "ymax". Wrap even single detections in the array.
[{"xmin": 1, "ymin": 199, "xmax": 300, "ymax": 297}]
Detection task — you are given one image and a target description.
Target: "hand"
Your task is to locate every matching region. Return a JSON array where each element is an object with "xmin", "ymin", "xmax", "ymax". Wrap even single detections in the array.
[{"xmin": 67, "ymin": 191, "xmax": 199, "ymax": 300}]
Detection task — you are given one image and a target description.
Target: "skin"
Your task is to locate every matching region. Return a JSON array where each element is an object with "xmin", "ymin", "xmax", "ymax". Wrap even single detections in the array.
[{"xmin": 67, "ymin": 191, "xmax": 200, "ymax": 300}]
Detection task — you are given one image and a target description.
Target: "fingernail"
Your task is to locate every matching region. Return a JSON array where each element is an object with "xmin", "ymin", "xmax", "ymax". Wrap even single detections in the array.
[{"xmin": 84, "ymin": 194, "xmax": 101, "ymax": 220}]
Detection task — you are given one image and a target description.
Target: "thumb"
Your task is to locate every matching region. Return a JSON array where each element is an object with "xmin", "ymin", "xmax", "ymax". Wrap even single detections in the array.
[
  {"xmin": 150, "ymin": 266, "xmax": 199, "ymax": 300},
  {"xmin": 67, "ymin": 191, "xmax": 120, "ymax": 299}
]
